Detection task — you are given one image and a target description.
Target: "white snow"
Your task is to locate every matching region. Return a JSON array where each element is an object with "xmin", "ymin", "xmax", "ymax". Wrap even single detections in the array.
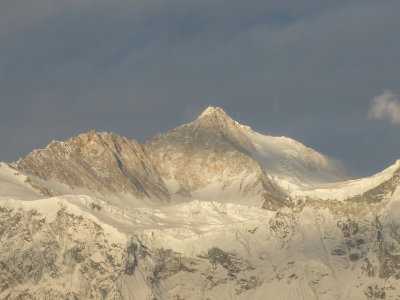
[
  {"xmin": 0, "ymin": 162, "xmax": 43, "ymax": 200},
  {"xmin": 238, "ymin": 127, "xmax": 347, "ymax": 190},
  {"xmin": 292, "ymin": 159, "xmax": 400, "ymax": 201}
]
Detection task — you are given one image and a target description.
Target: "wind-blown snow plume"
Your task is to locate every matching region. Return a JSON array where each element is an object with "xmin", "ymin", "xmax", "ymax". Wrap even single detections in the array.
[{"xmin": 368, "ymin": 89, "xmax": 400, "ymax": 125}]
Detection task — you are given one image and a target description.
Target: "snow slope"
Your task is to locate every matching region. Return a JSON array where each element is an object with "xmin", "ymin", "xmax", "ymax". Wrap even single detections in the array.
[
  {"xmin": 0, "ymin": 162, "xmax": 43, "ymax": 200},
  {"xmin": 293, "ymin": 159, "xmax": 400, "ymax": 201},
  {"xmin": 238, "ymin": 125, "xmax": 348, "ymax": 190}
]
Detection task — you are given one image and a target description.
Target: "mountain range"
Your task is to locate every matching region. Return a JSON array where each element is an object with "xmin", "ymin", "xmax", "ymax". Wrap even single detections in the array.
[{"xmin": 1, "ymin": 107, "xmax": 399, "ymax": 299}]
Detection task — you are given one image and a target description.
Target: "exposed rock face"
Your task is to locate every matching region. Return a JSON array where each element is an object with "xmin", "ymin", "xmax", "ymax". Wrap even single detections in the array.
[
  {"xmin": 0, "ymin": 205, "xmax": 129, "ymax": 299},
  {"xmin": 145, "ymin": 107, "xmax": 285, "ymax": 209},
  {"xmin": 16, "ymin": 130, "xmax": 170, "ymax": 201}
]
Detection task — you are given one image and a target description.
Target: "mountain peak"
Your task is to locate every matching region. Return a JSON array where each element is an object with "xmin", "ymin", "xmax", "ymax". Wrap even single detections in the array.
[
  {"xmin": 197, "ymin": 106, "xmax": 234, "ymax": 122},
  {"xmin": 199, "ymin": 106, "xmax": 227, "ymax": 117},
  {"xmin": 195, "ymin": 106, "xmax": 239, "ymax": 129}
]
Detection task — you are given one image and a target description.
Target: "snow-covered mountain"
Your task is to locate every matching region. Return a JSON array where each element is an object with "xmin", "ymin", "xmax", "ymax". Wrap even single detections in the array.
[
  {"xmin": 1, "ymin": 107, "xmax": 400, "ymax": 299},
  {"xmin": 14, "ymin": 107, "xmax": 291, "ymax": 210},
  {"xmin": 13, "ymin": 107, "xmax": 346, "ymax": 209}
]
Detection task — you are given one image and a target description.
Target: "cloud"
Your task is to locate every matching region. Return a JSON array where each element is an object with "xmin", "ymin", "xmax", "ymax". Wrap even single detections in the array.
[{"xmin": 368, "ymin": 90, "xmax": 400, "ymax": 125}]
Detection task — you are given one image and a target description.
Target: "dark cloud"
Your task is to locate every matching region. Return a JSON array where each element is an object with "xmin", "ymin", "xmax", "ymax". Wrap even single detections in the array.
[{"xmin": 1, "ymin": 0, "xmax": 400, "ymax": 177}]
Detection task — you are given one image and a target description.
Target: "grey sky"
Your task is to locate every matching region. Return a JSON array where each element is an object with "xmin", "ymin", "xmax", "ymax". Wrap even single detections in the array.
[{"xmin": 1, "ymin": 0, "xmax": 399, "ymax": 177}]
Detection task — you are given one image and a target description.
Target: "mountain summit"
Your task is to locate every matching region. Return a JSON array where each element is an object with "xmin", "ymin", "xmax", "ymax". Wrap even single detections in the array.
[
  {"xmin": 198, "ymin": 106, "xmax": 229, "ymax": 118},
  {"xmin": 194, "ymin": 106, "xmax": 242, "ymax": 132}
]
